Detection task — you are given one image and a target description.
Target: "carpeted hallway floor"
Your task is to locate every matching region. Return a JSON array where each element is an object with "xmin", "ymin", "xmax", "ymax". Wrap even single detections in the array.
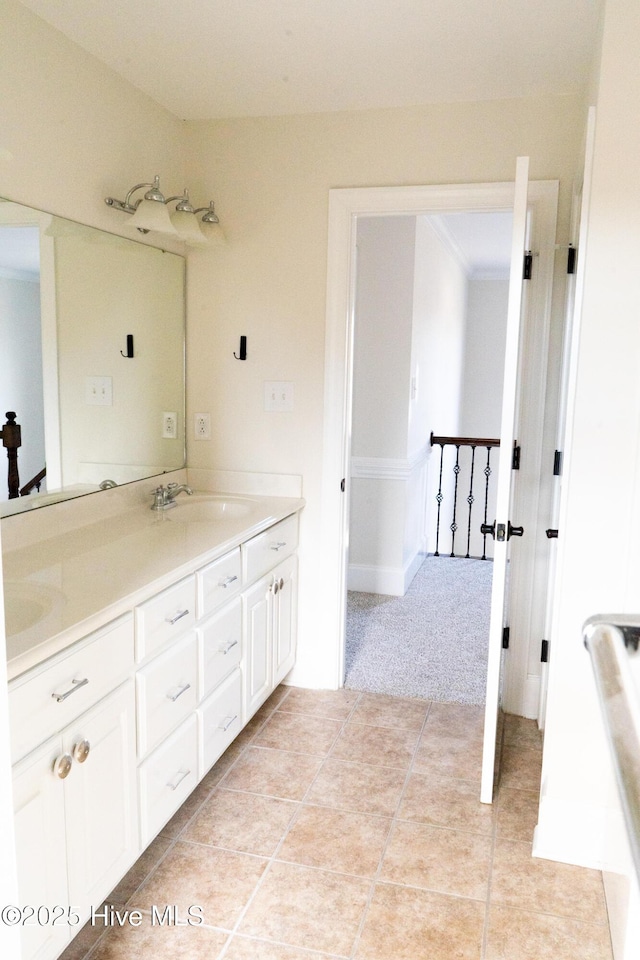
[{"xmin": 345, "ymin": 555, "xmax": 493, "ymax": 705}]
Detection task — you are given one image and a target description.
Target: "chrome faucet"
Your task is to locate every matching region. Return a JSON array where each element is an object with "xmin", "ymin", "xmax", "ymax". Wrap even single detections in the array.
[{"xmin": 151, "ymin": 483, "xmax": 193, "ymax": 510}]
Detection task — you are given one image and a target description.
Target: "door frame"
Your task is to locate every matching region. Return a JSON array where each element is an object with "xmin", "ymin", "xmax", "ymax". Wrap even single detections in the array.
[{"xmin": 320, "ymin": 179, "xmax": 559, "ymax": 715}]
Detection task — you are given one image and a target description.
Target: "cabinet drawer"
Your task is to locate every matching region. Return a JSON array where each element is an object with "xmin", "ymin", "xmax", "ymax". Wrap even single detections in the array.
[
  {"xmin": 135, "ymin": 576, "xmax": 196, "ymax": 663},
  {"xmin": 138, "ymin": 714, "xmax": 198, "ymax": 847},
  {"xmin": 197, "ymin": 548, "xmax": 242, "ymax": 617},
  {"xmin": 198, "ymin": 669, "xmax": 242, "ymax": 776},
  {"xmin": 136, "ymin": 632, "xmax": 198, "ymax": 758},
  {"xmin": 9, "ymin": 615, "xmax": 134, "ymax": 764},
  {"xmin": 242, "ymin": 514, "xmax": 299, "ymax": 584},
  {"xmin": 198, "ymin": 598, "xmax": 242, "ymax": 700}
]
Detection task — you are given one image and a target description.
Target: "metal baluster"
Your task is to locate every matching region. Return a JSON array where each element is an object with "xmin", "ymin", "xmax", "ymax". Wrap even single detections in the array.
[
  {"xmin": 481, "ymin": 446, "xmax": 493, "ymax": 561},
  {"xmin": 449, "ymin": 445, "xmax": 461, "ymax": 557},
  {"xmin": 434, "ymin": 443, "xmax": 445, "ymax": 557},
  {"xmin": 465, "ymin": 445, "xmax": 476, "ymax": 559}
]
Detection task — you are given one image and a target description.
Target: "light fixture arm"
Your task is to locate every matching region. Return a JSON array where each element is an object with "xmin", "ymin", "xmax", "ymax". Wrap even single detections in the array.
[
  {"xmin": 193, "ymin": 201, "xmax": 220, "ymax": 223},
  {"xmin": 105, "ymin": 175, "xmax": 165, "ymax": 214}
]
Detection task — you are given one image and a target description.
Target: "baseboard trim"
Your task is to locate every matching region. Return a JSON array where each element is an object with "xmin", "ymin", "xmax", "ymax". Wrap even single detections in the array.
[{"xmin": 348, "ymin": 552, "xmax": 425, "ymax": 597}]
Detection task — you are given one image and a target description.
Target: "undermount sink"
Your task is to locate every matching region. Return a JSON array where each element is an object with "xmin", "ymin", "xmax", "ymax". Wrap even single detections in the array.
[
  {"xmin": 3, "ymin": 581, "xmax": 63, "ymax": 635},
  {"xmin": 166, "ymin": 495, "xmax": 258, "ymax": 523}
]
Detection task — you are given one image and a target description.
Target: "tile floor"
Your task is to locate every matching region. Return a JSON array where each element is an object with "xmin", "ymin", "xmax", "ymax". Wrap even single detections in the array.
[{"xmin": 61, "ymin": 686, "xmax": 613, "ymax": 960}]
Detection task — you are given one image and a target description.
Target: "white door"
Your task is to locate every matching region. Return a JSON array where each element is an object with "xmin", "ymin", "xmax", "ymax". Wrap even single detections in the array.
[{"xmin": 480, "ymin": 156, "xmax": 530, "ymax": 803}]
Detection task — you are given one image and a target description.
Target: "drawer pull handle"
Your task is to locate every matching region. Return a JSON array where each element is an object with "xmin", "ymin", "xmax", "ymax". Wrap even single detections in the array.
[
  {"xmin": 167, "ymin": 769, "xmax": 191, "ymax": 791},
  {"xmin": 270, "ymin": 541, "xmax": 287, "ymax": 551},
  {"xmin": 273, "ymin": 580, "xmax": 279, "ymax": 595},
  {"xmin": 53, "ymin": 754, "xmax": 73, "ymax": 780},
  {"xmin": 219, "ymin": 575, "xmax": 239, "ymax": 588},
  {"xmin": 165, "ymin": 609, "xmax": 189, "ymax": 625},
  {"xmin": 219, "ymin": 639, "xmax": 239, "ymax": 655},
  {"xmin": 73, "ymin": 739, "xmax": 91, "ymax": 764},
  {"xmin": 279, "ymin": 578, "xmax": 285, "ymax": 590},
  {"xmin": 52, "ymin": 677, "xmax": 89, "ymax": 703},
  {"xmin": 167, "ymin": 682, "xmax": 191, "ymax": 703},
  {"xmin": 219, "ymin": 715, "xmax": 238, "ymax": 733}
]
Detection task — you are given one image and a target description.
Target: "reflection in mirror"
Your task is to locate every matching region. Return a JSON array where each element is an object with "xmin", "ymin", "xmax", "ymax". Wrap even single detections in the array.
[{"xmin": 0, "ymin": 199, "xmax": 185, "ymax": 517}]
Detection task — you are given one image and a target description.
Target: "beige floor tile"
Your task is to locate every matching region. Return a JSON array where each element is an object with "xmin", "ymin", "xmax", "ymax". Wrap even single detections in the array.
[
  {"xmin": 499, "ymin": 741, "xmax": 543, "ymax": 791},
  {"xmin": 277, "ymin": 687, "xmax": 361, "ymax": 720},
  {"xmin": 305, "ymin": 758, "xmax": 405, "ymax": 817},
  {"xmin": 133, "ymin": 841, "xmax": 267, "ymax": 929},
  {"xmin": 349, "ymin": 692, "xmax": 430, "ymax": 731},
  {"xmin": 222, "ymin": 747, "xmax": 322, "ymax": 801},
  {"xmin": 277, "ymin": 804, "xmax": 391, "ymax": 877},
  {"xmin": 224, "ymin": 937, "xmax": 335, "ymax": 960},
  {"xmin": 238, "ymin": 861, "xmax": 370, "ymax": 955},
  {"xmin": 495, "ymin": 787, "xmax": 539, "ymax": 842},
  {"xmin": 485, "ymin": 903, "xmax": 613, "ymax": 960},
  {"xmin": 183, "ymin": 788, "xmax": 299, "ymax": 856},
  {"xmin": 380, "ymin": 820, "xmax": 492, "ymax": 900},
  {"xmin": 413, "ymin": 730, "xmax": 483, "ymax": 780},
  {"xmin": 423, "ymin": 701, "xmax": 485, "ymax": 740},
  {"xmin": 355, "ymin": 882, "xmax": 485, "ymax": 960},
  {"xmin": 491, "ymin": 839, "xmax": 608, "ymax": 924},
  {"xmin": 398, "ymin": 772, "xmax": 494, "ymax": 835},
  {"xmin": 89, "ymin": 921, "xmax": 228, "ymax": 959},
  {"xmin": 110, "ymin": 835, "xmax": 173, "ymax": 906},
  {"xmin": 503, "ymin": 713, "xmax": 543, "ymax": 746},
  {"xmin": 58, "ymin": 906, "xmax": 111, "ymax": 960},
  {"xmin": 330, "ymin": 721, "xmax": 419, "ymax": 768},
  {"xmin": 252, "ymin": 711, "xmax": 343, "ymax": 756}
]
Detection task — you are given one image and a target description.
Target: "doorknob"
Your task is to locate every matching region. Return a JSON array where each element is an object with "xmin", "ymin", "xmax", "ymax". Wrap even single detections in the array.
[
  {"xmin": 480, "ymin": 522, "xmax": 496, "ymax": 539},
  {"xmin": 546, "ymin": 528, "xmax": 559, "ymax": 539},
  {"xmin": 507, "ymin": 522, "xmax": 524, "ymax": 539}
]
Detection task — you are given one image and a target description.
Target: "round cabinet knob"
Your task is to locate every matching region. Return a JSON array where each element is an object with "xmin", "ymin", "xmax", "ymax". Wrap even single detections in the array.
[
  {"xmin": 73, "ymin": 739, "xmax": 91, "ymax": 764},
  {"xmin": 53, "ymin": 754, "xmax": 73, "ymax": 780}
]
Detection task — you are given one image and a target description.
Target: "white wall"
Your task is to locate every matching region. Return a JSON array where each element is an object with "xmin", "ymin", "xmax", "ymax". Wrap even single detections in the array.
[
  {"xmin": 459, "ymin": 275, "xmax": 509, "ymax": 438},
  {"xmin": 537, "ymin": 0, "xmax": 640, "ymax": 882},
  {"xmin": 0, "ymin": 272, "xmax": 44, "ymax": 498}
]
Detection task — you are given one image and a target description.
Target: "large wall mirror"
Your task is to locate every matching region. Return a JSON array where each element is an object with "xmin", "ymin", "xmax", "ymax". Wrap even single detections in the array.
[{"xmin": 0, "ymin": 198, "xmax": 185, "ymax": 518}]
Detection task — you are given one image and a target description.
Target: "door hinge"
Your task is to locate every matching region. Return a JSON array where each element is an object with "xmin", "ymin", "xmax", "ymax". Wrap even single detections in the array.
[
  {"xmin": 541, "ymin": 639, "xmax": 549, "ymax": 663},
  {"xmin": 340, "ymin": 478, "xmax": 346, "ymax": 492},
  {"xmin": 567, "ymin": 245, "xmax": 577, "ymax": 275},
  {"xmin": 512, "ymin": 445, "xmax": 521, "ymax": 470},
  {"xmin": 523, "ymin": 251, "xmax": 533, "ymax": 280},
  {"xmin": 553, "ymin": 450, "xmax": 563, "ymax": 476},
  {"xmin": 502, "ymin": 626, "xmax": 510, "ymax": 650}
]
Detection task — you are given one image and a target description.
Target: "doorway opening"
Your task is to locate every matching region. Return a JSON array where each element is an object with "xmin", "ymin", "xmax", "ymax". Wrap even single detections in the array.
[
  {"xmin": 344, "ymin": 209, "xmax": 512, "ymax": 705},
  {"xmin": 320, "ymin": 178, "xmax": 559, "ymax": 732}
]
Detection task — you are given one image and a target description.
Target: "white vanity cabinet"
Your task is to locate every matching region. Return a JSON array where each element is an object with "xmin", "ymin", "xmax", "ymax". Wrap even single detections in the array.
[
  {"xmin": 10, "ymin": 617, "xmax": 138, "ymax": 960},
  {"xmin": 242, "ymin": 515, "xmax": 298, "ymax": 720}
]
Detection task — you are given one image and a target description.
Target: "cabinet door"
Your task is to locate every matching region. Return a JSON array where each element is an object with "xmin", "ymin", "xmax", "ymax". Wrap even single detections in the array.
[
  {"xmin": 242, "ymin": 574, "xmax": 273, "ymax": 721},
  {"xmin": 13, "ymin": 737, "xmax": 71, "ymax": 960},
  {"xmin": 63, "ymin": 682, "xmax": 138, "ymax": 922},
  {"xmin": 272, "ymin": 555, "xmax": 298, "ymax": 687}
]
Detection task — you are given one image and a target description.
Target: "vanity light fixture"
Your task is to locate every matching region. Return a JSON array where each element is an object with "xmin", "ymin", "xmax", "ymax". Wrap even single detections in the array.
[{"xmin": 105, "ymin": 177, "xmax": 225, "ymax": 246}]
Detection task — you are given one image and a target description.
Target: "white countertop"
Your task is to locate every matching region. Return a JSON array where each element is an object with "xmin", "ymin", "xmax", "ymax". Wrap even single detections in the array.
[{"xmin": 3, "ymin": 492, "xmax": 304, "ymax": 681}]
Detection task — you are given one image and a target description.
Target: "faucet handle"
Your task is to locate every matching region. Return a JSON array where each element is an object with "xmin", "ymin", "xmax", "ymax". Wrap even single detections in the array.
[{"xmin": 151, "ymin": 485, "xmax": 166, "ymax": 511}]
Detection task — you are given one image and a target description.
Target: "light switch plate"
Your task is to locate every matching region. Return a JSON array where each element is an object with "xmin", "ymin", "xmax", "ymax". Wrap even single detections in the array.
[
  {"xmin": 264, "ymin": 381, "xmax": 294, "ymax": 412},
  {"xmin": 86, "ymin": 376, "xmax": 113, "ymax": 406}
]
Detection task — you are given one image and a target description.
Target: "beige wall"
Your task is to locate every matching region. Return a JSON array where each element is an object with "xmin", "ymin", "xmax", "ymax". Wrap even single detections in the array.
[
  {"xmin": 0, "ymin": 0, "xmax": 184, "ymax": 237},
  {"xmin": 184, "ymin": 95, "xmax": 584, "ymax": 684}
]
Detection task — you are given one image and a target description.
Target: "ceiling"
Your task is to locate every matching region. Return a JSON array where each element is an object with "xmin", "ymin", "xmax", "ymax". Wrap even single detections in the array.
[
  {"xmin": 435, "ymin": 212, "xmax": 514, "ymax": 275},
  {"xmin": 18, "ymin": 0, "xmax": 602, "ymax": 120}
]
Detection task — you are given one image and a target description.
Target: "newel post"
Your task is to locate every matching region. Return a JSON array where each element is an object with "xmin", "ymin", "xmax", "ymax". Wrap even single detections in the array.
[{"xmin": 1, "ymin": 412, "xmax": 21, "ymax": 499}]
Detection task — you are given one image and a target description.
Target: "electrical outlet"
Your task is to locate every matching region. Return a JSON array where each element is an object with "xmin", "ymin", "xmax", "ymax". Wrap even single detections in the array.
[
  {"xmin": 162, "ymin": 412, "xmax": 178, "ymax": 439},
  {"xmin": 264, "ymin": 381, "xmax": 294, "ymax": 412},
  {"xmin": 194, "ymin": 413, "xmax": 211, "ymax": 440}
]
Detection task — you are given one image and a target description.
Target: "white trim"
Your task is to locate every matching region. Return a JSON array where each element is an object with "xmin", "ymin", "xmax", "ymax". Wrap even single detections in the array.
[
  {"xmin": 348, "ymin": 550, "xmax": 425, "ymax": 596},
  {"xmin": 351, "ymin": 446, "xmax": 428, "ymax": 481},
  {"xmin": 533, "ymin": 795, "xmax": 608, "ymax": 869}
]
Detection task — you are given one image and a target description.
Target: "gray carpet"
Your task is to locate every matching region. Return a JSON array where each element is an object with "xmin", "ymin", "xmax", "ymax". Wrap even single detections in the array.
[{"xmin": 345, "ymin": 555, "xmax": 492, "ymax": 705}]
